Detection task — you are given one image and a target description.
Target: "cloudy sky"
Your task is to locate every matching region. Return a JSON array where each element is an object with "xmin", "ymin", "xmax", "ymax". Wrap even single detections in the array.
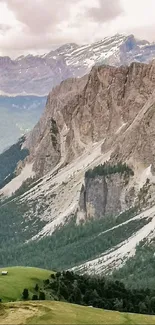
[{"xmin": 0, "ymin": 0, "xmax": 155, "ymax": 57}]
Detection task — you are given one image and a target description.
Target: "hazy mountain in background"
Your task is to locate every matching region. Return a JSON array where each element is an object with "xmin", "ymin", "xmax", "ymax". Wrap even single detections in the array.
[
  {"xmin": 0, "ymin": 34, "xmax": 155, "ymax": 96},
  {"xmin": 0, "ymin": 95, "xmax": 46, "ymax": 153}
]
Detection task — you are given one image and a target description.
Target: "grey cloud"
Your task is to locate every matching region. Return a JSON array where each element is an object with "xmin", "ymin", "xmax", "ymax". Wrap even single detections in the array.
[
  {"xmin": 0, "ymin": 0, "xmax": 124, "ymax": 56},
  {"xmin": 2, "ymin": 32, "xmax": 73, "ymax": 51},
  {"xmin": 87, "ymin": 0, "xmax": 123, "ymax": 23},
  {"xmin": 0, "ymin": 24, "xmax": 11, "ymax": 31},
  {"xmin": 3, "ymin": 0, "xmax": 77, "ymax": 33},
  {"xmin": 0, "ymin": 24, "xmax": 12, "ymax": 35},
  {"xmin": 129, "ymin": 25, "xmax": 155, "ymax": 42},
  {"xmin": 3, "ymin": 0, "xmax": 123, "ymax": 33}
]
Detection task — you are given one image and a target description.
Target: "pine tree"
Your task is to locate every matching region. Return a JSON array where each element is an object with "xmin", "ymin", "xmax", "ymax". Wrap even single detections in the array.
[
  {"xmin": 73, "ymin": 286, "xmax": 82, "ymax": 304},
  {"xmin": 35, "ymin": 284, "xmax": 39, "ymax": 292},
  {"xmin": 22, "ymin": 288, "xmax": 29, "ymax": 300},
  {"xmin": 39, "ymin": 291, "xmax": 45, "ymax": 300},
  {"xmin": 32, "ymin": 294, "xmax": 38, "ymax": 300}
]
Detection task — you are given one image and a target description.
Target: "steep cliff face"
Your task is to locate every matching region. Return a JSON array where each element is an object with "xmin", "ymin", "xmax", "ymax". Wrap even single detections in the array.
[
  {"xmin": 109, "ymin": 98, "xmax": 155, "ymax": 170},
  {"xmin": 23, "ymin": 60, "xmax": 155, "ymax": 178},
  {"xmin": 78, "ymin": 173, "xmax": 134, "ymax": 220},
  {"xmin": 24, "ymin": 76, "xmax": 88, "ymax": 176}
]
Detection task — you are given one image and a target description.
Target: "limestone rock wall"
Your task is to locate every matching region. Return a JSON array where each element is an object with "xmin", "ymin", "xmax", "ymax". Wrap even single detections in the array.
[
  {"xmin": 78, "ymin": 173, "xmax": 134, "ymax": 220},
  {"xmin": 24, "ymin": 61, "xmax": 155, "ymax": 177}
]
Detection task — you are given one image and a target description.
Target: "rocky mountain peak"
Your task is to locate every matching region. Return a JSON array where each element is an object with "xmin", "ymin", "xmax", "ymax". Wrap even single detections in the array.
[
  {"xmin": 120, "ymin": 34, "xmax": 138, "ymax": 51},
  {"xmin": 22, "ymin": 60, "xmax": 155, "ymax": 180},
  {"xmin": 46, "ymin": 43, "xmax": 79, "ymax": 58},
  {"xmin": 1, "ymin": 34, "xmax": 155, "ymax": 96},
  {"xmin": 0, "ymin": 56, "xmax": 14, "ymax": 67}
]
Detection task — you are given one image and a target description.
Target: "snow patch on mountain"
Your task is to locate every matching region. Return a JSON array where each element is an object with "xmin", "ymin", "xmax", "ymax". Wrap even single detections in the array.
[{"xmin": 1, "ymin": 34, "xmax": 155, "ymax": 96}]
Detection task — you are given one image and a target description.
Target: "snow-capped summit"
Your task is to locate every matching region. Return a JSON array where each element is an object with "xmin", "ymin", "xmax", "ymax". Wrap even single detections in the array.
[{"xmin": 0, "ymin": 34, "xmax": 155, "ymax": 95}]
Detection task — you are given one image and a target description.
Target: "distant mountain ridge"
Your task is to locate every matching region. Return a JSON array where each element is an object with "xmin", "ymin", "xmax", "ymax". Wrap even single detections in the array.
[
  {"xmin": 0, "ymin": 95, "xmax": 46, "ymax": 153},
  {"xmin": 1, "ymin": 34, "xmax": 155, "ymax": 96}
]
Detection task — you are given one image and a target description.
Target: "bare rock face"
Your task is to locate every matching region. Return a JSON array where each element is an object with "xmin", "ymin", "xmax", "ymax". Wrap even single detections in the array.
[
  {"xmin": 24, "ymin": 76, "xmax": 88, "ymax": 176},
  {"xmin": 78, "ymin": 173, "xmax": 134, "ymax": 220},
  {"xmin": 101, "ymin": 61, "xmax": 155, "ymax": 165},
  {"xmin": 109, "ymin": 97, "xmax": 155, "ymax": 170},
  {"xmin": 24, "ymin": 60, "xmax": 155, "ymax": 178}
]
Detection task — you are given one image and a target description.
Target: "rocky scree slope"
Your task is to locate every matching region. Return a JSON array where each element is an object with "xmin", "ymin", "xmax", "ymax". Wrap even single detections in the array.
[
  {"xmin": 1, "ymin": 61, "xmax": 155, "ymax": 273},
  {"xmin": 2, "ymin": 34, "xmax": 155, "ymax": 95}
]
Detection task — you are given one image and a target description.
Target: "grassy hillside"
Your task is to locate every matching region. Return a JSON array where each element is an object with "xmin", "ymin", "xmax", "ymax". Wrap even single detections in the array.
[
  {"xmin": 0, "ymin": 301, "xmax": 155, "ymax": 324},
  {"xmin": 0, "ymin": 267, "xmax": 52, "ymax": 302}
]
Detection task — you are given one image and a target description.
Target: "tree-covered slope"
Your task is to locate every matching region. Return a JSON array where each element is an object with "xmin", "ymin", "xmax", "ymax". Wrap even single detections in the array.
[
  {"xmin": 41, "ymin": 270, "xmax": 155, "ymax": 315},
  {"xmin": 0, "ymin": 207, "xmax": 148, "ymax": 271},
  {"xmin": 112, "ymin": 241, "xmax": 155, "ymax": 289},
  {"xmin": 0, "ymin": 137, "xmax": 29, "ymax": 188}
]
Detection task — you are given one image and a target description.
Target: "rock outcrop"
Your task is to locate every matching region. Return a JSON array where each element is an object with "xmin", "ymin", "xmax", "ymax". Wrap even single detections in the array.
[
  {"xmin": 24, "ymin": 60, "xmax": 155, "ymax": 178},
  {"xmin": 78, "ymin": 173, "xmax": 134, "ymax": 220}
]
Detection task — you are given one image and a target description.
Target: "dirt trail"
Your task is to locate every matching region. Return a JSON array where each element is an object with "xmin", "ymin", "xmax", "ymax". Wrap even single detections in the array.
[{"xmin": 0, "ymin": 304, "xmax": 43, "ymax": 325}]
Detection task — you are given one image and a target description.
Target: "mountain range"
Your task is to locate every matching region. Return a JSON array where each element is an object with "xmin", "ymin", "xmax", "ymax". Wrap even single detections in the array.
[
  {"xmin": 1, "ymin": 34, "xmax": 155, "ymax": 96},
  {"xmin": 1, "ymin": 58, "xmax": 155, "ymax": 288},
  {"xmin": 1, "ymin": 33, "xmax": 155, "ymax": 152}
]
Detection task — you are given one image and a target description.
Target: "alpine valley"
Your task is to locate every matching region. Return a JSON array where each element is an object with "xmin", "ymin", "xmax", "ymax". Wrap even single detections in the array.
[{"xmin": 2, "ymin": 34, "xmax": 155, "ymax": 290}]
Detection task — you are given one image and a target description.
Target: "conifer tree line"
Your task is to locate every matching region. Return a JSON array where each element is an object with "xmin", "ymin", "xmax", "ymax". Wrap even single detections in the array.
[
  {"xmin": 85, "ymin": 162, "xmax": 134, "ymax": 179},
  {"xmin": 41, "ymin": 271, "xmax": 155, "ymax": 315}
]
